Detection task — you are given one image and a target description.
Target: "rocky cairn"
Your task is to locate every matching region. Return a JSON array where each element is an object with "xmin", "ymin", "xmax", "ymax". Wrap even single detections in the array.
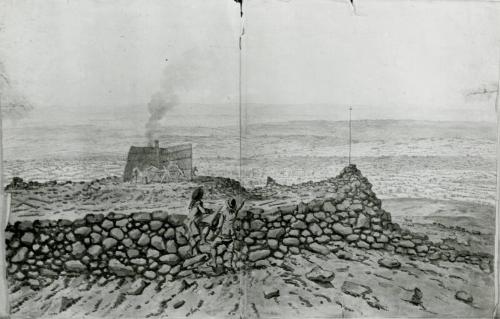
[{"xmin": 4, "ymin": 165, "xmax": 493, "ymax": 289}]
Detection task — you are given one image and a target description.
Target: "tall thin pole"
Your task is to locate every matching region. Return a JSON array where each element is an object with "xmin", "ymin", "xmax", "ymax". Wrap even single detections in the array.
[
  {"xmin": 0, "ymin": 93, "xmax": 10, "ymax": 317},
  {"xmin": 348, "ymin": 106, "xmax": 352, "ymax": 165}
]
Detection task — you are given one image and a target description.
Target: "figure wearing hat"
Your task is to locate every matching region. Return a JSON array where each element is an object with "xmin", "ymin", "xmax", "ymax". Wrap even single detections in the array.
[
  {"xmin": 186, "ymin": 187, "xmax": 208, "ymax": 250},
  {"xmin": 210, "ymin": 197, "xmax": 245, "ymax": 273}
]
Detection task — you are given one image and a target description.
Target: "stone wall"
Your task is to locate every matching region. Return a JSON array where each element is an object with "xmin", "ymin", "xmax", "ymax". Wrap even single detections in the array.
[{"xmin": 4, "ymin": 165, "xmax": 493, "ymax": 289}]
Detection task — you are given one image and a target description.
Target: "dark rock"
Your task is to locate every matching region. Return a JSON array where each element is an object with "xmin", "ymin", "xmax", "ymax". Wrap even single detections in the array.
[
  {"xmin": 306, "ymin": 266, "xmax": 335, "ymax": 286},
  {"xmin": 109, "ymin": 259, "xmax": 135, "ymax": 276},
  {"xmin": 132, "ymin": 212, "xmax": 151, "ymax": 222},
  {"xmin": 137, "ymin": 233, "xmax": 150, "ymax": 246},
  {"xmin": 291, "ymin": 220, "xmax": 307, "ymax": 230},
  {"xmin": 128, "ymin": 279, "xmax": 148, "ymax": 295},
  {"xmin": 268, "ymin": 228, "xmax": 285, "ymax": 239},
  {"xmin": 159, "ymin": 254, "xmax": 180, "ymax": 265},
  {"xmin": 249, "ymin": 250, "xmax": 271, "ymax": 262},
  {"xmin": 11, "ymin": 247, "xmax": 29, "ymax": 263},
  {"xmin": 409, "ymin": 288, "xmax": 423, "ymax": 306},
  {"xmin": 110, "ymin": 228, "xmax": 125, "ymax": 240},
  {"xmin": 167, "ymin": 214, "xmax": 186, "ymax": 226},
  {"xmin": 251, "ymin": 220, "xmax": 265, "ymax": 230},
  {"xmin": 263, "ymin": 287, "xmax": 280, "ymax": 299},
  {"xmin": 74, "ymin": 227, "xmax": 92, "ymax": 237},
  {"xmin": 378, "ymin": 258, "xmax": 401, "ymax": 269},
  {"xmin": 149, "ymin": 220, "xmax": 163, "ymax": 231},
  {"xmin": 455, "ymin": 291, "xmax": 473, "ymax": 304},
  {"xmin": 151, "ymin": 236, "xmax": 166, "ymax": 250},
  {"xmin": 332, "ymin": 223, "xmax": 353, "ymax": 236},
  {"xmin": 64, "ymin": 260, "xmax": 87, "ymax": 272},
  {"xmin": 308, "ymin": 243, "xmax": 329, "ymax": 255},
  {"xmin": 88, "ymin": 245, "xmax": 103, "ymax": 258},
  {"xmin": 183, "ymin": 254, "xmax": 208, "ymax": 268},
  {"xmin": 173, "ymin": 300, "xmax": 185, "ymax": 309},
  {"xmin": 20, "ymin": 232, "xmax": 35, "ymax": 245},
  {"xmin": 102, "ymin": 238, "xmax": 118, "ymax": 250},
  {"xmin": 71, "ymin": 242, "xmax": 86, "ymax": 258},
  {"xmin": 152, "ymin": 211, "xmax": 169, "ymax": 221},
  {"xmin": 399, "ymin": 240, "xmax": 415, "ymax": 248},
  {"xmin": 341, "ymin": 281, "xmax": 372, "ymax": 297}
]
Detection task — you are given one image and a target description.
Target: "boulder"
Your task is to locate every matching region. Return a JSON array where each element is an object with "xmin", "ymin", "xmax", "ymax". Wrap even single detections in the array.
[
  {"xmin": 166, "ymin": 240, "xmax": 177, "ymax": 253},
  {"xmin": 164, "ymin": 228, "xmax": 175, "ymax": 239},
  {"xmin": 131, "ymin": 258, "xmax": 147, "ymax": 266},
  {"xmin": 183, "ymin": 254, "xmax": 208, "ymax": 268},
  {"xmin": 74, "ymin": 227, "xmax": 92, "ymax": 237},
  {"xmin": 355, "ymin": 214, "xmax": 370, "ymax": 229},
  {"xmin": 110, "ymin": 228, "xmax": 124, "ymax": 240},
  {"xmin": 249, "ymin": 250, "xmax": 271, "ymax": 262},
  {"xmin": 132, "ymin": 212, "xmax": 151, "ymax": 222},
  {"xmin": 316, "ymin": 235, "xmax": 330, "ymax": 244},
  {"xmin": 346, "ymin": 234, "xmax": 359, "ymax": 242},
  {"xmin": 291, "ymin": 220, "xmax": 307, "ymax": 230},
  {"xmin": 268, "ymin": 239, "xmax": 279, "ymax": 250},
  {"xmin": 149, "ymin": 220, "xmax": 163, "ymax": 231},
  {"xmin": 322, "ymin": 201, "xmax": 336, "ymax": 213},
  {"xmin": 64, "ymin": 260, "xmax": 87, "ymax": 272},
  {"xmin": 144, "ymin": 271, "xmax": 157, "ymax": 280},
  {"xmin": 308, "ymin": 223, "xmax": 322, "ymax": 236},
  {"xmin": 129, "ymin": 229, "xmax": 141, "ymax": 240},
  {"xmin": 159, "ymin": 254, "xmax": 180, "ymax": 265},
  {"xmin": 152, "ymin": 211, "xmax": 169, "ymax": 221},
  {"xmin": 357, "ymin": 241, "xmax": 370, "ymax": 249},
  {"xmin": 128, "ymin": 279, "xmax": 148, "ymax": 295},
  {"xmin": 416, "ymin": 245, "xmax": 429, "ymax": 253},
  {"xmin": 102, "ymin": 238, "xmax": 118, "ymax": 250},
  {"xmin": 341, "ymin": 281, "xmax": 372, "ymax": 297},
  {"xmin": 158, "ymin": 264, "xmax": 171, "ymax": 275},
  {"xmin": 151, "ymin": 236, "xmax": 166, "ymax": 251},
  {"xmin": 109, "ymin": 259, "xmax": 135, "ymax": 277},
  {"xmin": 332, "ymin": 223, "xmax": 353, "ymax": 236},
  {"xmin": 137, "ymin": 233, "xmax": 150, "ymax": 246},
  {"xmin": 263, "ymin": 287, "xmax": 280, "ymax": 299},
  {"xmin": 11, "ymin": 247, "xmax": 29, "ymax": 263},
  {"xmin": 147, "ymin": 249, "xmax": 160, "ymax": 259},
  {"xmin": 455, "ymin": 291, "xmax": 473, "ymax": 304},
  {"xmin": 71, "ymin": 242, "xmax": 86, "ymax": 258},
  {"xmin": 127, "ymin": 249, "xmax": 140, "ymax": 258},
  {"xmin": 377, "ymin": 258, "xmax": 401, "ymax": 269},
  {"xmin": 308, "ymin": 243, "xmax": 329, "ymax": 255},
  {"xmin": 268, "ymin": 228, "xmax": 286, "ymax": 239},
  {"xmin": 398, "ymin": 240, "xmax": 415, "ymax": 248},
  {"xmin": 251, "ymin": 220, "xmax": 265, "ymax": 230},
  {"xmin": 283, "ymin": 237, "xmax": 300, "ymax": 246},
  {"xmin": 20, "ymin": 232, "xmax": 35, "ymax": 245},
  {"xmin": 306, "ymin": 266, "xmax": 335, "ymax": 285}
]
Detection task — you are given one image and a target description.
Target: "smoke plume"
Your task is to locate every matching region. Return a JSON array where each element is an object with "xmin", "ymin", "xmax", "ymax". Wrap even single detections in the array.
[{"xmin": 145, "ymin": 92, "xmax": 176, "ymax": 145}]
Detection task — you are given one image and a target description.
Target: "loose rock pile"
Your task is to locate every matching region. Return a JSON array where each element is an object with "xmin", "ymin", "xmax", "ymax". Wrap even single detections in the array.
[{"xmin": 4, "ymin": 164, "xmax": 493, "ymax": 289}]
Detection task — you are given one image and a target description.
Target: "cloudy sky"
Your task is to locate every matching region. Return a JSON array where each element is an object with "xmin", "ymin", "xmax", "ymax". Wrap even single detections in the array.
[{"xmin": 0, "ymin": 0, "xmax": 499, "ymax": 127}]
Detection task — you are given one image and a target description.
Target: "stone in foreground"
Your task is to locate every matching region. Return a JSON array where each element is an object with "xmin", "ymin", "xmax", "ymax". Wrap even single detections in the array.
[
  {"xmin": 127, "ymin": 279, "xmax": 148, "ymax": 295},
  {"xmin": 306, "ymin": 266, "xmax": 335, "ymax": 286},
  {"xmin": 455, "ymin": 291, "xmax": 473, "ymax": 304},
  {"xmin": 377, "ymin": 257, "xmax": 401, "ymax": 269},
  {"xmin": 263, "ymin": 287, "xmax": 280, "ymax": 299}
]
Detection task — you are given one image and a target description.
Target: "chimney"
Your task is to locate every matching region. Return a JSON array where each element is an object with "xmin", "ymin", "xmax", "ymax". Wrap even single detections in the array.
[{"xmin": 154, "ymin": 140, "xmax": 160, "ymax": 167}]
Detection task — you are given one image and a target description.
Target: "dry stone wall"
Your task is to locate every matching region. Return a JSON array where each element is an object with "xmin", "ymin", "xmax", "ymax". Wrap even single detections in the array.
[{"xmin": 4, "ymin": 165, "xmax": 493, "ymax": 289}]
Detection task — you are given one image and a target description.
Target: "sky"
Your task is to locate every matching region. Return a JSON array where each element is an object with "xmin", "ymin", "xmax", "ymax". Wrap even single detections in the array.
[{"xmin": 0, "ymin": 0, "xmax": 499, "ymax": 127}]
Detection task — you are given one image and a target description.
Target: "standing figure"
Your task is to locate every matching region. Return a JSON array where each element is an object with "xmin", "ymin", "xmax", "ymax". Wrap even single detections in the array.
[
  {"xmin": 211, "ymin": 198, "xmax": 245, "ymax": 273},
  {"xmin": 186, "ymin": 187, "xmax": 207, "ymax": 250}
]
